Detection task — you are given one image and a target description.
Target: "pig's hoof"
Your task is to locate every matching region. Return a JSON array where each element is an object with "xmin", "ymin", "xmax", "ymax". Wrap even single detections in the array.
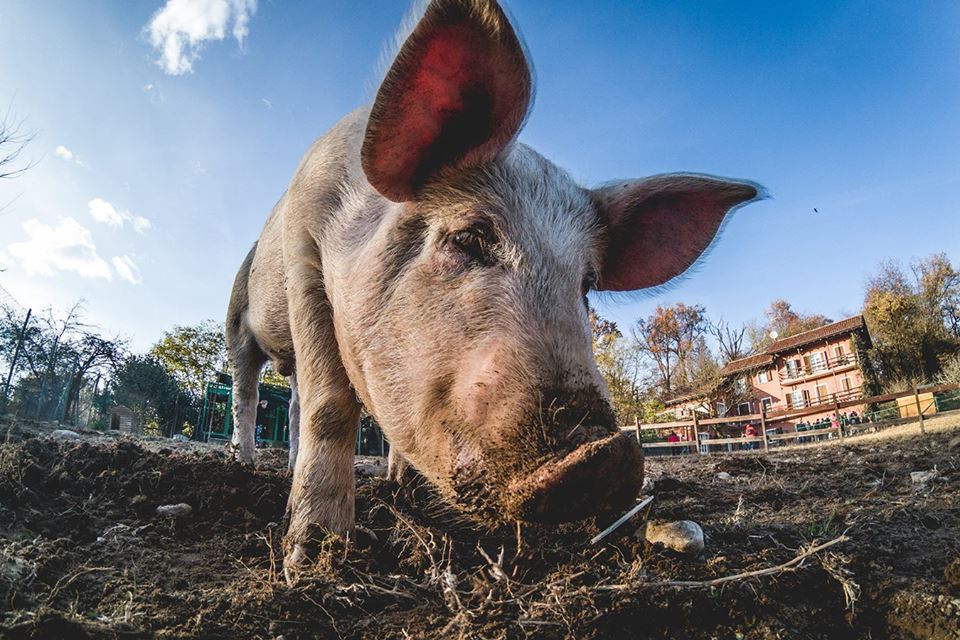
[
  {"xmin": 225, "ymin": 442, "xmax": 255, "ymax": 467},
  {"xmin": 283, "ymin": 544, "xmax": 312, "ymax": 587}
]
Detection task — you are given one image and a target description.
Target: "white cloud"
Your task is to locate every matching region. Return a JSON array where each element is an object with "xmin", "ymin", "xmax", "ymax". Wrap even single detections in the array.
[
  {"xmin": 88, "ymin": 197, "xmax": 152, "ymax": 234},
  {"xmin": 112, "ymin": 255, "xmax": 143, "ymax": 285},
  {"xmin": 261, "ymin": 97, "xmax": 272, "ymax": 109},
  {"xmin": 88, "ymin": 197, "xmax": 125, "ymax": 227},
  {"xmin": 145, "ymin": 0, "xmax": 258, "ymax": 75},
  {"xmin": 55, "ymin": 145, "xmax": 85, "ymax": 166},
  {"xmin": 132, "ymin": 217, "xmax": 152, "ymax": 234},
  {"xmin": 7, "ymin": 217, "xmax": 112, "ymax": 280}
]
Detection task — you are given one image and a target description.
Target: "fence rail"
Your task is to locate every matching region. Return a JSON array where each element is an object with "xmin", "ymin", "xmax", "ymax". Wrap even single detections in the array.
[{"xmin": 621, "ymin": 382, "xmax": 959, "ymax": 456}]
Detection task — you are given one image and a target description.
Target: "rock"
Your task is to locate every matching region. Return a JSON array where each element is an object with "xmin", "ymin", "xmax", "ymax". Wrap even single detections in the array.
[
  {"xmin": 51, "ymin": 429, "xmax": 80, "ymax": 440},
  {"xmin": 355, "ymin": 462, "xmax": 387, "ymax": 478},
  {"xmin": 645, "ymin": 520, "xmax": 705, "ymax": 554},
  {"xmin": 156, "ymin": 503, "xmax": 193, "ymax": 518},
  {"xmin": 948, "ymin": 436, "xmax": 960, "ymax": 452},
  {"xmin": 910, "ymin": 470, "xmax": 938, "ymax": 484},
  {"xmin": 716, "ymin": 472, "xmax": 734, "ymax": 481},
  {"xmin": 642, "ymin": 476, "xmax": 656, "ymax": 493}
]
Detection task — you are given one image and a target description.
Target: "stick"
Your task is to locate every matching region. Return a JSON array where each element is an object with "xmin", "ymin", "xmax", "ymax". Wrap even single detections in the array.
[
  {"xmin": 598, "ymin": 534, "xmax": 849, "ymax": 590},
  {"xmin": 590, "ymin": 495, "xmax": 654, "ymax": 545}
]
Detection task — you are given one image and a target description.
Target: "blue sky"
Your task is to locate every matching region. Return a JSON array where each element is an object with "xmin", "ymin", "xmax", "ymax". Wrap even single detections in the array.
[{"xmin": 0, "ymin": 0, "xmax": 958, "ymax": 351}]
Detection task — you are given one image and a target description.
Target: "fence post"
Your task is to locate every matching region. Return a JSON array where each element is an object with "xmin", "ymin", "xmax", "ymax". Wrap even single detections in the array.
[
  {"xmin": 693, "ymin": 412, "xmax": 703, "ymax": 456},
  {"xmin": 913, "ymin": 384, "xmax": 926, "ymax": 435},
  {"xmin": 834, "ymin": 398, "xmax": 845, "ymax": 441},
  {"xmin": 760, "ymin": 406, "xmax": 769, "ymax": 452},
  {"xmin": 634, "ymin": 415, "xmax": 641, "ymax": 444}
]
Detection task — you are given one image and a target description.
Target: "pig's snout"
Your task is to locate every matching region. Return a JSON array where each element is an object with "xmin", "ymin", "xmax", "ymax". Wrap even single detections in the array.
[{"xmin": 506, "ymin": 432, "xmax": 644, "ymax": 522}]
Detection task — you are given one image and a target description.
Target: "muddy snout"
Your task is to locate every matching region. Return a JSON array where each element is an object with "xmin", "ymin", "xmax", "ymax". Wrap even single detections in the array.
[{"xmin": 507, "ymin": 432, "xmax": 644, "ymax": 523}]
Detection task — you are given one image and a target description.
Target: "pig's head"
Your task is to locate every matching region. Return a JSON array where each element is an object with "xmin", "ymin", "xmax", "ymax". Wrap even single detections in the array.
[{"xmin": 340, "ymin": 0, "xmax": 758, "ymax": 525}]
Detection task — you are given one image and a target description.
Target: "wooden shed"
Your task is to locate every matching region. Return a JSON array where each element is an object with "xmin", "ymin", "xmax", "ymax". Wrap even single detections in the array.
[{"xmin": 109, "ymin": 405, "xmax": 137, "ymax": 434}]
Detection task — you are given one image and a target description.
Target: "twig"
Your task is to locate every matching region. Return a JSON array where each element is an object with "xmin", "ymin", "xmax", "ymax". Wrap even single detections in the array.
[
  {"xmin": 46, "ymin": 566, "xmax": 115, "ymax": 603},
  {"xmin": 590, "ymin": 496, "xmax": 654, "ymax": 544},
  {"xmin": 599, "ymin": 534, "xmax": 850, "ymax": 590}
]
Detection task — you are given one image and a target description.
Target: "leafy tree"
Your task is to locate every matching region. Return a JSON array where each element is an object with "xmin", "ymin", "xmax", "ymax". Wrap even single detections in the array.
[
  {"xmin": 110, "ymin": 354, "xmax": 194, "ymax": 437},
  {"xmin": 261, "ymin": 365, "xmax": 289, "ymax": 388},
  {"xmin": 863, "ymin": 254, "xmax": 960, "ymax": 385},
  {"xmin": 747, "ymin": 300, "xmax": 832, "ymax": 352},
  {"xmin": 633, "ymin": 303, "xmax": 708, "ymax": 396},
  {"xmin": 149, "ymin": 320, "xmax": 227, "ymax": 399},
  {"xmin": 589, "ymin": 308, "xmax": 643, "ymax": 422}
]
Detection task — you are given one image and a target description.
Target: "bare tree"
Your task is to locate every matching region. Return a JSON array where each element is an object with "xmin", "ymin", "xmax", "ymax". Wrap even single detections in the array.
[
  {"xmin": 710, "ymin": 318, "xmax": 748, "ymax": 363},
  {"xmin": 0, "ymin": 105, "xmax": 36, "ymax": 180}
]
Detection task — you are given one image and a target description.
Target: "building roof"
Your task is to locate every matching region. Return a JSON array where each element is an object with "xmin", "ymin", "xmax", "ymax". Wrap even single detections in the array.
[{"xmin": 720, "ymin": 315, "xmax": 868, "ymax": 376}]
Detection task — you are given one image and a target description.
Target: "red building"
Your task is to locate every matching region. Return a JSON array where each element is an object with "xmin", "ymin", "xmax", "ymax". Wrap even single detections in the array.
[{"xmin": 664, "ymin": 316, "xmax": 873, "ymax": 432}]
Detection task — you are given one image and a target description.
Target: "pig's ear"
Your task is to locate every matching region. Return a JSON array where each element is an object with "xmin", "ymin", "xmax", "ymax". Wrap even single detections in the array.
[
  {"xmin": 592, "ymin": 174, "xmax": 760, "ymax": 291},
  {"xmin": 362, "ymin": 0, "xmax": 533, "ymax": 202}
]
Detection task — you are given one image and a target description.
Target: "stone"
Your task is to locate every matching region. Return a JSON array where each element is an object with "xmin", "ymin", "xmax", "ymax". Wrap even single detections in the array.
[
  {"xmin": 716, "ymin": 471, "xmax": 734, "ymax": 481},
  {"xmin": 910, "ymin": 470, "xmax": 938, "ymax": 484},
  {"xmin": 948, "ymin": 436, "xmax": 960, "ymax": 452},
  {"xmin": 156, "ymin": 503, "xmax": 193, "ymax": 518},
  {"xmin": 51, "ymin": 429, "xmax": 80, "ymax": 440},
  {"xmin": 645, "ymin": 520, "xmax": 705, "ymax": 554}
]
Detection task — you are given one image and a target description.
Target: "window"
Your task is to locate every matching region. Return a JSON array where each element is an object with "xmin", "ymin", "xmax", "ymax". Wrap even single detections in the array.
[
  {"xmin": 735, "ymin": 377, "xmax": 748, "ymax": 393},
  {"xmin": 738, "ymin": 402, "xmax": 751, "ymax": 416},
  {"xmin": 840, "ymin": 377, "xmax": 853, "ymax": 394},
  {"xmin": 815, "ymin": 383, "xmax": 830, "ymax": 403},
  {"xmin": 757, "ymin": 369, "xmax": 770, "ymax": 384},
  {"xmin": 789, "ymin": 390, "xmax": 807, "ymax": 409},
  {"xmin": 804, "ymin": 352, "xmax": 825, "ymax": 373},
  {"xmin": 761, "ymin": 397, "xmax": 773, "ymax": 413},
  {"xmin": 834, "ymin": 343, "xmax": 850, "ymax": 365},
  {"xmin": 716, "ymin": 402, "xmax": 727, "ymax": 417},
  {"xmin": 786, "ymin": 359, "xmax": 801, "ymax": 378}
]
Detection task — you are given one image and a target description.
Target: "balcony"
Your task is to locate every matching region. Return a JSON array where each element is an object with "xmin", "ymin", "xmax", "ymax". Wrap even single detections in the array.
[
  {"xmin": 780, "ymin": 353, "xmax": 859, "ymax": 384},
  {"xmin": 782, "ymin": 385, "xmax": 863, "ymax": 411}
]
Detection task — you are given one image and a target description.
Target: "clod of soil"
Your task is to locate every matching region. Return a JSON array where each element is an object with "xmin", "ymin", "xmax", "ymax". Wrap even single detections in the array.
[{"xmin": 1, "ymin": 419, "xmax": 959, "ymax": 639}]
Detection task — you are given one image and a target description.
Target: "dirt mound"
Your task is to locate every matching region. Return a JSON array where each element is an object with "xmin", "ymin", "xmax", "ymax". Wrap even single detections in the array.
[{"xmin": 1, "ymin": 422, "xmax": 958, "ymax": 639}]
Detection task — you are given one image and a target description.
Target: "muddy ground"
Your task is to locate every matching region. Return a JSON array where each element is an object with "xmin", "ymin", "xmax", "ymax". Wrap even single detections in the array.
[{"xmin": 1, "ymin": 418, "xmax": 958, "ymax": 639}]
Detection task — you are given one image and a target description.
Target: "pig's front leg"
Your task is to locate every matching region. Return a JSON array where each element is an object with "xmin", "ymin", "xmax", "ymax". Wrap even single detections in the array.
[
  {"xmin": 282, "ymin": 265, "xmax": 361, "ymax": 585},
  {"xmin": 287, "ymin": 371, "xmax": 300, "ymax": 472}
]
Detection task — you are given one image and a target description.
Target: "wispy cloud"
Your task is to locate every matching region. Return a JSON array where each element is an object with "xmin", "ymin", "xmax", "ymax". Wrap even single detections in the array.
[
  {"xmin": 7, "ymin": 217, "xmax": 112, "ymax": 280},
  {"xmin": 145, "ymin": 0, "xmax": 258, "ymax": 75},
  {"xmin": 111, "ymin": 255, "xmax": 143, "ymax": 285},
  {"xmin": 88, "ymin": 197, "xmax": 151, "ymax": 234},
  {"xmin": 55, "ymin": 145, "xmax": 85, "ymax": 167}
]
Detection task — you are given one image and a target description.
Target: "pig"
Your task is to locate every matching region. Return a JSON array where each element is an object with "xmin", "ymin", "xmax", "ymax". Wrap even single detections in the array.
[{"xmin": 224, "ymin": 0, "xmax": 760, "ymax": 581}]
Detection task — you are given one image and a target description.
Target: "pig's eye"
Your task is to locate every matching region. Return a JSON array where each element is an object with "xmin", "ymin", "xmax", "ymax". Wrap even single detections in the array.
[{"xmin": 449, "ymin": 226, "xmax": 493, "ymax": 264}]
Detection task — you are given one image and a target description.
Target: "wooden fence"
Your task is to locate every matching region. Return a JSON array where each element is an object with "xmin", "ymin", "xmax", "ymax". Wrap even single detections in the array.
[{"xmin": 620, "ymin": 382, "xmax": 960, "ymax": 455}]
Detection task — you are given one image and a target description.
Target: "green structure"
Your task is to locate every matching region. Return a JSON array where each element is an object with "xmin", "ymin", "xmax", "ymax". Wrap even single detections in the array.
[
  {"xmin": 200, "ymin": 377, "xmax": 292, "ymax": 446},
  {"xmin": 200, "ymin": 375, "xmax": 389, "ymax": 456}
]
